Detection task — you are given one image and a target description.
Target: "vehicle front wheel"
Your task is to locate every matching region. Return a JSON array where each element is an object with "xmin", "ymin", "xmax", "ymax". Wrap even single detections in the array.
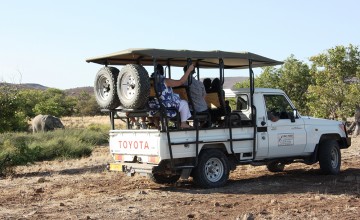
[
  {"xmin": 148, "ymin": 173, "xmax": 180, "ymax": 184},
  {"xmin": 319, "ymin": 140, "xmax": 341, "ymax": 175},
  {"xmin": 192, "ymin": 149, "xmax": 229, "ymax": 188},
  {"xmin": 266, "ymin": 161, "xmax": 285, "ymax": 172}
]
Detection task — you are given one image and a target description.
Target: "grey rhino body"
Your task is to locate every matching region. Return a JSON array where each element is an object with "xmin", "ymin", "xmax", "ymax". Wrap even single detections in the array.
[{"xmin": 32, "ymin": 114, "xmax": 65, "ymax": 133}]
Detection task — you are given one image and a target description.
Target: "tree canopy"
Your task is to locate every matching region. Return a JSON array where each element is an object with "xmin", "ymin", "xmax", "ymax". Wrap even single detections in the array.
[
  {"xmin": 234, "ymin": 44, "xmax": 360, "ymax": 120},
  {"xmin": 234, "ymin": 55, "xmax": 312, "ymax": 115},
  {"xmin": 307, "ymin": 45, "xmax": 360, "ymax": 119}
]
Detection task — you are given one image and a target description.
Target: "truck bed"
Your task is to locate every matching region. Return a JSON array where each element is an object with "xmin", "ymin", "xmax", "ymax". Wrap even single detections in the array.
[{"xmin": 109, "ymin": 127, "xmax": 255, "ymax": 163}]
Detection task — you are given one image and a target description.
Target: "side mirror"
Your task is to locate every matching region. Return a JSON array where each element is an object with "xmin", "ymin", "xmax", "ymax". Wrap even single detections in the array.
[
  {"xmin": 293, "ymin": 109, "xmax": 298, "ymax": 118},
  {"xmin": 290, "ymin": 109, "xmax": 297, "ymax": 123}
]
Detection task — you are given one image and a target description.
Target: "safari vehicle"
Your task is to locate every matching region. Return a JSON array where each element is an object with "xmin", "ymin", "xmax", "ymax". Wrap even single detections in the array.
[{"xmin": 86, "ymin": 49, "xmax": 351, "ymax": 188}]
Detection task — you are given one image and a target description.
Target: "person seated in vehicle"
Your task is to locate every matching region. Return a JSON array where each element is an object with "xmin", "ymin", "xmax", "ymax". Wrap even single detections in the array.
[
  {"xmin": 148, "ymin": 64, "xmax": 194, "ymax": 129},
  {"xmin": 203, "ymin": 78, "xmax": 212, "ymax": 93},
  {"xmin": 208, "ymin": 78, "xmax": 227, "ymax": 125},
  {"xmin": 267, "ymin": 111, "xmax": 280, "ymax": 122},
  {"xmin": 183, "ymin": 65, "xmax": 210, "ymax": 127}
]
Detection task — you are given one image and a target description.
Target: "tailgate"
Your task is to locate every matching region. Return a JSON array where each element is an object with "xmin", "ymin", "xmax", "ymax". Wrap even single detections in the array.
[{"xmin": 109, "ymin": 130, "xmax": 160, "ymax": 156}]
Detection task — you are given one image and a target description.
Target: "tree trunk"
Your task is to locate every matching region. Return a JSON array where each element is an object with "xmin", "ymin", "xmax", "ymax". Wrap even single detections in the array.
[
  {"xmin": 354, "ymin": 106, "xmax": 360, "ymax": 137},
  {"xmin": 347, "ymin": 106, "xmax": 360, "ymax": 137},
  {"xmin": 355, "ymin": 123, "xmax": 360, "ymax": 137}
]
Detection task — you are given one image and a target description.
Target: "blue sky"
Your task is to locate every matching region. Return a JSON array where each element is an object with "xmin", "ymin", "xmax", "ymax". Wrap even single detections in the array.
[{"xmin": 0, "ymin": 0, "xmax": 359, "ymax": 89}]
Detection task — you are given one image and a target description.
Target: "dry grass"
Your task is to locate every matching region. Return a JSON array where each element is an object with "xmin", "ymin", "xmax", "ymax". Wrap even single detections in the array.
[{"xmin": 61, "ymin": 115, "xmax": 125, "ymax": 129}]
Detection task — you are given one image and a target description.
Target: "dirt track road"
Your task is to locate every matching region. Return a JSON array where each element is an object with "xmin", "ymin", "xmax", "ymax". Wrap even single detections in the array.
[{"xmin": 1, "ymin": 138, "xmax": 359, "ymax": 220}]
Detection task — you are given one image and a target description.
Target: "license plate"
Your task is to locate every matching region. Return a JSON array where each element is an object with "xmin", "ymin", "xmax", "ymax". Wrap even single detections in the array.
[{"xmin": 108, "ymin": 163, "xmax": 123, "ymax": 172}]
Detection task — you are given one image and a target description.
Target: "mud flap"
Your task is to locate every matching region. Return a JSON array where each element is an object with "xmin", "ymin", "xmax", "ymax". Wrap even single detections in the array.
[{"xmin": 180, "ymin": 168, "xmax": 192, "ymax": 179}]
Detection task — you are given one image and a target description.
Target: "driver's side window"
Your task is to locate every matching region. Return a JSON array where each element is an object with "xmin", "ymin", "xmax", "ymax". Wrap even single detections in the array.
[{"xmin": 264, "ymin": 94, "xmax": 294, "ymax": 121}]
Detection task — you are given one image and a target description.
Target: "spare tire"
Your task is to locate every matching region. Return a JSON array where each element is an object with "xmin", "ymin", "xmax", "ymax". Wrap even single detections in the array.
[
  {"xmin": 94, "ymin": 67, "xmax": 120, "ymax": 109},
  {"xmin": 117, "ymin": 64, "xmax": 150, "ymax": 109}
]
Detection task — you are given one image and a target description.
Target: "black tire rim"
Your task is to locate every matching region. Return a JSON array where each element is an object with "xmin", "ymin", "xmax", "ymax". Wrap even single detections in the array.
[{"xmin": 205, "ymin": 157, "xmax": 224, "ymax": 183}]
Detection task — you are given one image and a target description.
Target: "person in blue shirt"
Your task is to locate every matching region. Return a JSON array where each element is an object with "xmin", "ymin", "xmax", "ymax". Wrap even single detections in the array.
[{"xmin": 148, "ymin": 64, "xmax": 194, "ymax": 128}]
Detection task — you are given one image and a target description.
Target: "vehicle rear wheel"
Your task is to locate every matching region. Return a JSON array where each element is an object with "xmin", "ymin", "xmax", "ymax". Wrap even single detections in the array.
[
  {"xmin": 117, "ymin": 64, "xmax": 150, "ymax": 109},
  {"xmin": 192, "ymin": 149, "xmax": 229, "ymax": 188},
  {"xmin": 319, "ymin": 140, "xmax": 341, "ymax": 175},
  {"xmin": 94, "ymin": 67, "xmax": 120, "ymax": 109},
  {"xmin": 266, "ymin": 161, "xmax": 285, "ymax": 172},
  {"xmin": 148, "ymin": 173, "xmax": 180, "ymax": 184}
]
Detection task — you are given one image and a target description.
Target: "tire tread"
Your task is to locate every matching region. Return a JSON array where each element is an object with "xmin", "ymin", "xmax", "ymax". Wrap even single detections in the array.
[{"xmin": 94, "ymin": 67, "xmax": 120, "ymax": 109}]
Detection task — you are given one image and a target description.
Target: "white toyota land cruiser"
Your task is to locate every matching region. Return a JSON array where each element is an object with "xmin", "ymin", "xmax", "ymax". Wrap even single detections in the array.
[{"xmin": 87, "ymin": 49, "xmax": 351, "ymax": 188}]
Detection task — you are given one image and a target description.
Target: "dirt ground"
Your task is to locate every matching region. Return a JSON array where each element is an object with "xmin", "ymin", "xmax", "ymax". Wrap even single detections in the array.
[{"xmin": 0, "ymin": 136, "xmax": 359, "ymax": 220}]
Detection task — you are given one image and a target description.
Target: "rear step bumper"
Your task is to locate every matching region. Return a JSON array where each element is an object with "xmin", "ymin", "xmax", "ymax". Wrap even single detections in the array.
[{"xmin": 107, "ymin": 162, "xmax": 157, "ymax": 175}]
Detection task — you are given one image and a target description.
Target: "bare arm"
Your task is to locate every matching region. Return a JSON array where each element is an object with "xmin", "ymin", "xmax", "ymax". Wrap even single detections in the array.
[{"xmin": 165, "ymin": 64, "xmax": 195, "ymax": 88}]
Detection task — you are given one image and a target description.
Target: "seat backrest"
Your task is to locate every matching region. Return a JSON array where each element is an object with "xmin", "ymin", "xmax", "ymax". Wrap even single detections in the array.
[
  {"xmin": 208, "ymin": 78, "xmax": 228, "ymax": 116},
  {"xmin": 173, "ymin": 86, "xmax": 188, "ymax": 101},
  {"xmin": 205, "ymin": 92, "xmax": 221, "ymax": 109},
  {"xmin": 209, "ymin": 78, "xmax": 221, "ymax": 93},
  {"xmin": 203, "ymin": 78, "xmax": 212, "ymax": 93}
]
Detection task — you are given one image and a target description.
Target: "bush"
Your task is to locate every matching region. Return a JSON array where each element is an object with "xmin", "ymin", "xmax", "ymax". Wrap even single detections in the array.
[
  {"xmin": 0, "ymin": 127, "xmax": 108, "ymax": 176},
  {"xmin": 29, "ymin": 135, "xmax": 92, "ymax": 161},
  {"xmin": 74, "ymin": 92, "xmax": 102, "ymax": 116},
  {"xmin": 61, "ymin": 124, "xmax": 109, "ymax": 146},
  {"xmin": 0, "ymin": 84, "xmax": 29, "ymax": 132},
  {"xmin": 0, "ymin": 133, "xmax": 38, "ymax": 175}
]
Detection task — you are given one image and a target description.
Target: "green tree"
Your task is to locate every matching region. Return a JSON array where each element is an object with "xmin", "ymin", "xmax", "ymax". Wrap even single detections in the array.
[
  {"xmin": 307, "ymin": 44, "xmax": 360, "ymax": 120},
  {"xmin": 33, "ymin": 88, "xmax": 76, "ymax": 117},
  {"xmin": 234, "ymin": 66, "xmax": 280, "ymax": 89},
  {"xmin": 255, "ymin": 66, "xmax": 281, "ymax": 88},
  {"xmin": 18, "ymin": 89, "xmax": 44, "ymax": 118},
  {"xmin": 74, "ymin": 91, "xmax": 101, "ymax": 116},
  {"xmin": 0, "ymin": 84, "xmax": 28, "ymax": 132},
  {"xmin": 277, "ymin": 55, "xmax": 312, "ymax": 115},
  {"xmin": 234, "ymin": 56, "xmax": 311, "ymax": 114}
]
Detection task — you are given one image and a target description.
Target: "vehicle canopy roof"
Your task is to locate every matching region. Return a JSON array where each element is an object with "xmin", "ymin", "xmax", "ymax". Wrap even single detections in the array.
[{"xmin": 86, "ymin": 48, "xmax": 283, "ymax": 69}]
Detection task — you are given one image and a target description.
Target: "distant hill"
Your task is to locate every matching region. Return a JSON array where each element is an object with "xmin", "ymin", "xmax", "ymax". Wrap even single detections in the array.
[
  {"xmin": 64, "ymin": 87, "xmax": 93, "ymax": 96},
  {"xmin": 0, "ymin": 82, "xmax": 48, "ymax": 90},
  {"xmin": 223, "ymin": 77, "xmax": 248, "ymax": 89},
  {"xmin": 0, "ymin": 83, "xmax": 94, "ymax": 97}
]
